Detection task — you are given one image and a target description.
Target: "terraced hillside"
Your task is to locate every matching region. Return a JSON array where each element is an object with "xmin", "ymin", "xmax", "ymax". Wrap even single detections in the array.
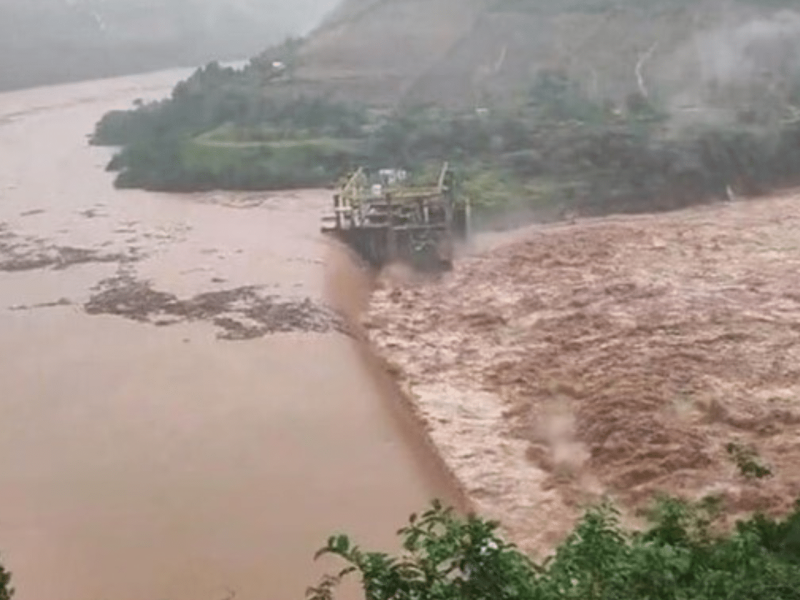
[{"xmin": 286, "ymin": 0, "xmax": 800, "ymax": 111}]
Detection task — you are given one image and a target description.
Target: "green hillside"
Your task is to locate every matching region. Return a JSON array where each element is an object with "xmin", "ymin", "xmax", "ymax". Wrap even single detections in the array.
[{"xmin": 92, "ymin": 0, "xmax": 800, "ymax": 224}]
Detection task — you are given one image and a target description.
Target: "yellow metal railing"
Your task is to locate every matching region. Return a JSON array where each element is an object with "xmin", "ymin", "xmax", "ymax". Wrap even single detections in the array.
[
  {"xmin": 436, "ymin": 161, "xmax": 450, "ymax": 192},
  {"xmin": 331, "ymin": 162, "xmax": 455, "ymax": 227},
  {"xmin": 340, "ymin": 167, "xmax": 367, "ymax": 205}
]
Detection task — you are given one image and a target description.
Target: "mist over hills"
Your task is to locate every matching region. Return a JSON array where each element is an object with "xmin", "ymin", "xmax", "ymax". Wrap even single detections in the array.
[
  {"xmin": 283, "ymin": 0, "xmax": 800, "ymax": 121},
  {"xmin": 6, "ymin": 0, "xmax": 799, "ymax": 117},
  {"xmin": 89, "ymin": 0, "xmax": 800, "ymax": 213},
  {"xmin": 0, "ymin": 0, "xmax": 339, "ymax": 91}
]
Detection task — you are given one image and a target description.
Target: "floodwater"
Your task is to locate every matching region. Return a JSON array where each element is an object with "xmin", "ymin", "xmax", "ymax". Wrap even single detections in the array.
[{"xmin": 0, "ymin": 70, "xmax": 458, "ymax": 600}]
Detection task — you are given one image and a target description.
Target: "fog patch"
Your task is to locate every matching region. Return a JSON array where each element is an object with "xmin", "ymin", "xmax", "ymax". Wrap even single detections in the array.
[{"xmin": 658, "ymin": 10, "xmax": 800, "ymax": 129}]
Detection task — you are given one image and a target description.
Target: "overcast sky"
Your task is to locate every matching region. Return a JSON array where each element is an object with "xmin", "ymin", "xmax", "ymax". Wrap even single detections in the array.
[
  {"xmin": 0, "ymin": 0, "xmax": 343, "ymax": 37},
  {"xmin": 0, "ymin": 0, "xmax": 345, "ymax": 90}
]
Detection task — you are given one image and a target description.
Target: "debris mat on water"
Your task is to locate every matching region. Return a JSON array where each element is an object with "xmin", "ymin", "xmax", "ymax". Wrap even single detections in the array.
[
  {"xmin": 84, "ymin": 274, "xmax": 351, "ymax": 340},
  {"xmin": 0, "ymin": 225, "xmax": 136, "ymax": 272}
]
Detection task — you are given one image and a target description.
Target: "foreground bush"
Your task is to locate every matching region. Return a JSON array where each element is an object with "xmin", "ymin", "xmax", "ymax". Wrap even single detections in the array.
[
  {"xmin": 308, "ymin": 497, "xmax": 800, "ymax": 600},
  {"xmin": 0, "ymin": 557, "xmax": 11, "ymax": 600}
]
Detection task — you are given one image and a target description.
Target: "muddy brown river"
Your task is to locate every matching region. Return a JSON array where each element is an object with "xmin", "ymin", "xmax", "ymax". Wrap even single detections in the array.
[{"xmin": 0, "ymin": 70, "xmax": 457, "ymax": 600}]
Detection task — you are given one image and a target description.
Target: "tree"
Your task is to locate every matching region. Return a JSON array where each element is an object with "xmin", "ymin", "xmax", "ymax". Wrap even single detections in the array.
[{"xmin": 0, "ymin": 556, "xmax": 13, "ymax": 600}]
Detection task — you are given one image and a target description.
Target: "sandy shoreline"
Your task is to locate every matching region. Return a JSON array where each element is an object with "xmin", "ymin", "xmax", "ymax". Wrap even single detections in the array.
[{"xmin": 365, "ymin": 192, "xmax": 800, "ymax": 556}]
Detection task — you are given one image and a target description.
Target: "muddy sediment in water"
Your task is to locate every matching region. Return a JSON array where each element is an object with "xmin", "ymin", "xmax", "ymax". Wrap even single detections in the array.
[
  {"xmin": 0, "ymin": 72, "xmax": 462, "ymax": 600},
  {"xmin": 323, "ymin": 245, "xmax": 476, "ymax": 513},
  {"xmin": 366, "ymin": 192, "xmax": 800, "ymax": 555}
]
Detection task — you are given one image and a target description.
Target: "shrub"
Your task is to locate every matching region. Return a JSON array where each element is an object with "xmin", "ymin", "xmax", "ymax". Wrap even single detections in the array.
[
  {"xmin": 309, "ymin": 496, "xmax": 800, "ymax": 600},
  {"xmin": 0, "ymin": 556, "xmax": 12, "ymax": 600}
]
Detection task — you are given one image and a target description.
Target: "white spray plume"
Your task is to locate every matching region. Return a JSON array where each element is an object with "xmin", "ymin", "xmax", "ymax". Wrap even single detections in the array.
[{"xmin": 660, "ymin": 10, "xmax": 800, "ymax": 123}]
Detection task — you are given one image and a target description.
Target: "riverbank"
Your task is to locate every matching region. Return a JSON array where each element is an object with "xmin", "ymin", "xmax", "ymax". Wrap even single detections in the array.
[{"xmin": 365, "ymin": 191, "xmax": 800, "ymax": 555}]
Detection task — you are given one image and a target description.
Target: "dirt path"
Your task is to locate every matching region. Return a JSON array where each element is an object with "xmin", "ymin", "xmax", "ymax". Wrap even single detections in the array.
[{"xmin": 367, "ymin": 193, "xmax": 800, "ymax": 555}]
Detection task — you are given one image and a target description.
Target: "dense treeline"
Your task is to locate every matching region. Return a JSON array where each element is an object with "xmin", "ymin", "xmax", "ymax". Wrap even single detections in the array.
[
  {"xmin": 310, "ymin": 496, "xmax": 800, "ymax": 600},
  {"xmin": 94, "ymin": 62, "xmax": 800, "ymax": 219},
  {"xmin": 93, "ymin": 61, "xmax": 369, "ymax": 190}
]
